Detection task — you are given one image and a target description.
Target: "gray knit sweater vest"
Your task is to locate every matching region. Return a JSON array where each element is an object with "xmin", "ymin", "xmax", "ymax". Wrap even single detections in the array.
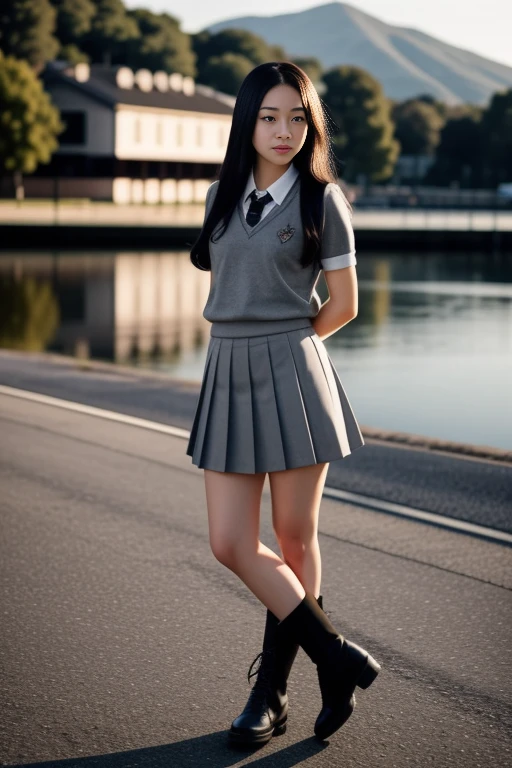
[{"xmin": 202, "ymin": 176, "xmax": 322, "ymax": 324}]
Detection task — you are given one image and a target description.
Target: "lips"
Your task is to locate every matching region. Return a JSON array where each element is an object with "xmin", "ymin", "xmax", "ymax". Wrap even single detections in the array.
[{"xmin": 274, "ymin": 145, "xmax": 292, "ymax": 150}]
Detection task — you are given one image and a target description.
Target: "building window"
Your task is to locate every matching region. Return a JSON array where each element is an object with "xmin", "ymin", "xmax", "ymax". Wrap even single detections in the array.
[
  {"xmin": 60, "ymin": 111, "xmax": 86, "ymax": 145},
  {"xmin": 134, "ymin": 118, "xmax": 141, "ymax": 143}
]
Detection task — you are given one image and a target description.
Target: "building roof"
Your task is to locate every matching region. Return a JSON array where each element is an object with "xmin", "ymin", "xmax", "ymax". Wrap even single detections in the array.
[{"xmin": 43, "ymin": 62, "xmax": 234, "ymax": 116}]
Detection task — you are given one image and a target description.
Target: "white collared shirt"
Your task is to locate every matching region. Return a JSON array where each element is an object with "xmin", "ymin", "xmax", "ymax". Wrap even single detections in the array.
[
  {"xmin": 242, "ymin": 163, "xmax": 299, "ymax": 222},
  {"xmin": 240, "ymin": 165, "xmax": 357, "ymax": 271}
]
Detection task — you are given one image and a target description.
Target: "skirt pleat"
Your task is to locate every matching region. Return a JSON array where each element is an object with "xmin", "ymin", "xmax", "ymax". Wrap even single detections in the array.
[
  {"xmin": 199, "ymin": 337, "xmax": 233, "ymax": 471},
  {"xmin": 267, "ymin": 333, "xmax": 318, "ymax": 467},
  {"xmin": 329, "ymin": 359, "xmax": 365, "ymax": 449},
  {"xmin": 249, "ymin": 339, "xmax": 287, "ymax": 472},
  {"xmin": 189, "ymin": 337, "xmax": 221, "ymax": 468},
  {"xmin": 309, "ymin": 333, "xmax": 351, "ymax": 456},
  {"xmin": 186, "ymin": 325, "xmax": 365, "ymax": 473},
  {"xmin": 226, "ymin": 340, "xmax": 256, "ymax": 473}
]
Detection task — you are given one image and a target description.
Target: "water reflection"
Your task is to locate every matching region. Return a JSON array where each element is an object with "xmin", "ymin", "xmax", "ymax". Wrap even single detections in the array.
[
  {"xmin": 0, "ymin": 251, "xmax": 211, "ymax": 363},
  {"xmin": 0, "ymin": 273, "xmax": 59, "ymax": 351},
  {"xmin": 0, "ymin": 249, "xmax": 510, "ymax": 449}
]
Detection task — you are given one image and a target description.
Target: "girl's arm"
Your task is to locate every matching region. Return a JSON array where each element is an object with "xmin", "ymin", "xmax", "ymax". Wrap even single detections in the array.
[
  {"xmin": 313, "ymin": 183, "xmax": 358, "ymax": 340},
  {"xmin": 312, "ymin": 265, "xmax": 358, "ymax": 340}
]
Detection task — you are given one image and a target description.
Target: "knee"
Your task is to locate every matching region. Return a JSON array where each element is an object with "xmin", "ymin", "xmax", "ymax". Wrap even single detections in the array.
[
  {"xmin": 274, "ymin": 525, "xmax": 317, "ymax": 563},
  {"xmin": 209, "ymin": 533, "xmax": 240, "ymax": 570}
]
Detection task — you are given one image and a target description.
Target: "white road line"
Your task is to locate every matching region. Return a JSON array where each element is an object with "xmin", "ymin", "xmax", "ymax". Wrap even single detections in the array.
[
  {"xmin": 0, "ymin": 383, "xmax": 190, "ymax": 438},
  {"xmin": 321, "ymin": 487, "xmax": 512, "ymax": 546},
  {"xmin": 1, "ymin": 384, "xmax": 511, "ymax": 546}
]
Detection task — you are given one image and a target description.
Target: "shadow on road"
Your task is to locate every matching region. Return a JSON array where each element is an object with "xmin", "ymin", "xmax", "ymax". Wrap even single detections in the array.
[{"xmin": 8, "ymin": 732, "xmax": 329, "ymax": 768}]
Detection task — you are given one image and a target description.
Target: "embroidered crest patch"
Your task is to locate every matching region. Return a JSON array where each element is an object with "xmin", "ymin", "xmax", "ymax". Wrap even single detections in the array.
[{"xmin": 277, "ymin": 224, "xmax": 295, "ymax": 243}]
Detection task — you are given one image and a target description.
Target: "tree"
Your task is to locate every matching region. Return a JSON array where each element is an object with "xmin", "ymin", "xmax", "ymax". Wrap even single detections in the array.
[
  {"xmin": 50, "ymin": 0, "xmax": 95, "ymax": 63},
  {"xmin": 480, "ymin": 88, "xmax": 512, "ymax": 187},
  {"xmin": 415, "ymin": 93, "xmax": 449, "ymax": 120},
  {"xmin": 123, "ymin": 9, "xmax": 196, "ymax": 76},
  {"xmin": 291, "ymin": 57, "xmax": 323, "ymax": 84},
  {"xmin": 391, "ymin": 99, "xmax": 445, "ymax": 156},
  {"xmin": 58, "ymin": 43, "xmax": 90, "ymax": 64},
  {"xmin": 322, "ymin": 66, "xmax": 399, "ymax": 183},
  {"xmin": 51, "ymin": 0, "xmax": 95, "ymax": 43},
  {"xmin": 202, "ymin": 52, "xmax": 253, "ymax": 96},
  {"xmin": 0, "ymin": 275, "xmax": 59, "ymax": 352},
  {"xmin": 0, "ymin": 52, "xmax": 63, "ymax": 198},
  {"xmin": 193, "ymin": 28, "xmax": 277, "ymax": 84},
  {"xmin": 0, "ymin": 0, "xmax": 59, "ymax": 72},
  {"xmin": 200, "ymin": 29, "xmax": 271, "ymax": 66},
  {"xmin": 425, "ymin": 115, "xmax": 483, "ymax": 187},
  {"xmin": 267, "ymin": 44, "xmax": 287, "ymax": 61},
  {"xmin": 80, "ymin": 0, "xmax": 139, "ymax": 66}
]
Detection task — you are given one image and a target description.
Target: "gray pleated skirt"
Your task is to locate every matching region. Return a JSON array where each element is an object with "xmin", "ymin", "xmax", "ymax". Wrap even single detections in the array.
[{"xmin": 186, "ymin": 317, "xmax": 365, "ymax": 473}]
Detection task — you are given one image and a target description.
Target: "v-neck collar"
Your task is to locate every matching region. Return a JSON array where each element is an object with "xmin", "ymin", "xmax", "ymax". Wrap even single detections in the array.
[{"xmin": 238, "ymin": 176, "xmax": 300, "ymax": 238}]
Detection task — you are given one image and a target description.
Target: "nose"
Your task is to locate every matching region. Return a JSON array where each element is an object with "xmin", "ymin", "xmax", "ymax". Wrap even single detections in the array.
[{"xmin": 276, "ymin": 121, "xmax": 291, "ymax": 140}]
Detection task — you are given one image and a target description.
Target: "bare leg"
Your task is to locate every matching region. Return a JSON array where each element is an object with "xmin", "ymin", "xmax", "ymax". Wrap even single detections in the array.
[
  {"xmin": 269, "ymin": 462, "xmax": 329, "ymax": 599},
  {"xmin": 204, "ymin": 468, "xmax": 305, "ymax": 620}
]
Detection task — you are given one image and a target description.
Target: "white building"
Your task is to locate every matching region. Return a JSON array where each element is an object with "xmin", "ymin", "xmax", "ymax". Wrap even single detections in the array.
[{"xmin": 35, "ymin": 62, "xmax": 234, "ymax": 203}]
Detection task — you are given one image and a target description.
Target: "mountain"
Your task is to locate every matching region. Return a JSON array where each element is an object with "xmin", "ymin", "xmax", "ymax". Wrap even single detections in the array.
[{"xmin": 207, "ymin": 1, "xmax": 512, "ymax": 105}]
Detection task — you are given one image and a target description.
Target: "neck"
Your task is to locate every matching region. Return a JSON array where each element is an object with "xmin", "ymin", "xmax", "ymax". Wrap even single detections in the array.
[{"xmin": 253, "ymin": 157, "xmax": 291, "ymax": 190}]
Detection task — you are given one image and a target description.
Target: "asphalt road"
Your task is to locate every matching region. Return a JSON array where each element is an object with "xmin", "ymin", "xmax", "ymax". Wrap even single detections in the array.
[
  {"xmin": 0, "ymin": 352, "xmax": 510, "ymax": 534},
  {"xmin": 1, "ymin": 390, "xmax": 511, "ymax": 768}
]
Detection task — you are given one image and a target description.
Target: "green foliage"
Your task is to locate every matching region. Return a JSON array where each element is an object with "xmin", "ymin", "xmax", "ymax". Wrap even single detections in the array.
[
  {"xmin": 57, "ymin": 43, "xmax": 90, "ymax": 65},
  {"xmin": 49, "ymin": 0, "xmax": 94, "ymax": 65},
  {"xmin": 80, "ymin": 0, "xmax": 139, "ymax": 65},
  {"xmin": 202, "ymin": 53, "xmax": 254, "ymax": 96},
  {"xmin": 0, "ymin": 51, "xmax": 63, "ymax": 175},
  {"xmin": 123, "ymin": 9, "xmax": 196, "ymax": 76},
  {"xmin": 51, "ymin": 0, "xmax": 95, "ymax": 43},
  {"xmin": 267, "ymin": 44, "xmax": 287, "ymax": 61},
  {"xmin": 415, "ymin": 93, "xmax": 449, "ymax": 120},
  {"xmin": 0, "ymin": 0, "xmax": 59, "ymax": 71},
  {"xmin": 391, "ymin": 99, "xmax": 445, "ymax": 155},
  {"xmin": 426, "ymin": 89, "xmax": 512, "ymax": 188},
  {"xmin": 322, "ymin": 66, "xmax": 399, "ymax": 182},
  {"xmin": 193, "ymin": 28, "xmax": 280, "ymax": 88},
  {"xmin": 2, "ymin": 0, "xmax": 507, "ymax": 190},
  {"xmin": 425, "ymin": 115, "xmax": 482, "ymax": 186},
  {"xmin": 480, "ymin": 88, "xmax": 512, "ymax": 186},
  {"xmin": 0, "ymin": 275, "xmax": 60, "ymax": 351},
  {"xmin": 291, "ymin": 57, "xmax": 323, "ymax": 83}
]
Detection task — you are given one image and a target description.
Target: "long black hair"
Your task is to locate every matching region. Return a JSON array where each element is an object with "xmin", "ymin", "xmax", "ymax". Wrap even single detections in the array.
[{"xmin": 190, "ymin": 61, "xmax": 349, "ymax": 270}]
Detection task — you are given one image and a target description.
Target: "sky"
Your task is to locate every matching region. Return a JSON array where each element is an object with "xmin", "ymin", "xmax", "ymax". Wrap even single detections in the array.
[{"xmin": 124, "ymin": 0, "xmax": 512, "ymax": 68}]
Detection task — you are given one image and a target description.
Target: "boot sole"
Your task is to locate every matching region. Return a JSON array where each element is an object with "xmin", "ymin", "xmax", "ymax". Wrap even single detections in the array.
[
  {"xmin": 314, "ymin": 694, "xmax": 356, "ymax": 741},
  {"xmin": 314, "ymin": 647, "xmax": 381, "ymax": 740},
  {"xmin": 228, "ymin": 715, "xmax": 287, "ymax": 745}
]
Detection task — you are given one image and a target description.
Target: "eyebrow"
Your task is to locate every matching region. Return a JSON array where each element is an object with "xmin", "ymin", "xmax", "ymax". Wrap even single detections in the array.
[{"xmin": 259, "ymin": 106, "xmax": 306, "ymax": 112}]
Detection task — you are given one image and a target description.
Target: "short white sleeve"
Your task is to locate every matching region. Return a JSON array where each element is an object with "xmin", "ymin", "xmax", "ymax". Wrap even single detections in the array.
[{"xmin": 320, "ymin": 183, "xmax": 357, "ymax": 271}]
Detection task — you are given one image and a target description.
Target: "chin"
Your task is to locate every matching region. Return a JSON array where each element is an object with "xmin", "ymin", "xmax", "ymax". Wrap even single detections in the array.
[{"xmin": 268, "ymin": 153, "xmax": 296, "ymax": 165}]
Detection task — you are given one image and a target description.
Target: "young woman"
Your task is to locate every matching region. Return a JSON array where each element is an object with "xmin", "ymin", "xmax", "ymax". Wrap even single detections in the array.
[{"xmin": 187, "ymin": 61, "xmax": 380, "ymax": 746}]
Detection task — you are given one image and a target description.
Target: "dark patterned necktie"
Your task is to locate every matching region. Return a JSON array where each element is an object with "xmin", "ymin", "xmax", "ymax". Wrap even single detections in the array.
[{"xmin": 246, "ymin": 190, "xmax": 273, "ymax": 227}]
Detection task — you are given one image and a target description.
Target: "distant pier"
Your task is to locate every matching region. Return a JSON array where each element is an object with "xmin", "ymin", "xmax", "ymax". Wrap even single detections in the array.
[{"xmin": 1, "ymin": 202, "xmax": 511, "ymax": 249}]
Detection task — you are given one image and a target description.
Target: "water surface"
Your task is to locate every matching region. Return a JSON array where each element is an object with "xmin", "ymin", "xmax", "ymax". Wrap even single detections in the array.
[{"xmin": 0, "ymin": 250, "xmax": 510, "ymax": 450}]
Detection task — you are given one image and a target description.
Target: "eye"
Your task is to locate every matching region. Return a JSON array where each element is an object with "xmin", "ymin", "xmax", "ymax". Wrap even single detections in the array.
[{"xmin": 261, "ymin": 115, "xmax": 305, "ymax": 123}]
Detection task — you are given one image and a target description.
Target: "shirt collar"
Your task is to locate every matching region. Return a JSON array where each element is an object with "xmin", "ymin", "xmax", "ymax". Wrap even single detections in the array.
[{"xmin": 243, "ymin": 163, "xmax": 299, "ymax": 205}]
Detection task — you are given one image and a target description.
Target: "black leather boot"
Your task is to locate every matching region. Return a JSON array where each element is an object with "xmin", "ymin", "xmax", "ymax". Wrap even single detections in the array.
[
  {"xmin": 278, "ymin": 592, "xmax": 381, "ymax": 741},
  {"xmin": 228, "ymin": 608, "xmax": 288, "ymax": 745},
  {"xmin": 228, "ymin": 595, "xmax": 324, "ymax": 745}
]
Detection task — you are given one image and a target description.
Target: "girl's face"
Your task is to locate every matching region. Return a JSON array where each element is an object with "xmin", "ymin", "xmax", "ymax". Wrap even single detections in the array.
[{"xmin": 252, "ymin": 84, "xmax": 308, "ymax": 168}]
